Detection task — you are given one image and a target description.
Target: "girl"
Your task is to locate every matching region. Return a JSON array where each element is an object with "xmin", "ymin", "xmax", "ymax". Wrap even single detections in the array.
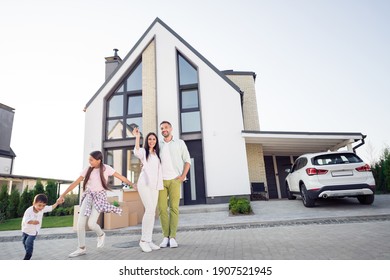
[
  {"xmin": 133, "ymin": 128, "xmax": 163, "ymax": 252},
  {"xmin": 59, "ymin": 150, "xmax": 135, "ymax": 258}
]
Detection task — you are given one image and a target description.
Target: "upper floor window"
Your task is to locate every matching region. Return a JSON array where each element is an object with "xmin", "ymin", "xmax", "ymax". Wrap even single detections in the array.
[
  {"xmin": 106, "ymin": 61, "xmax": 143, "ymax": 140},
  {"xmin": 177, "ymin": 54, "xmax": 201, "ymax": 133}
]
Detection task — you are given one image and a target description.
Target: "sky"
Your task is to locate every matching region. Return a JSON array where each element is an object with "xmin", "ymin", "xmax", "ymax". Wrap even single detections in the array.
[{"xmin": 1, "ymin": 0, "xmax": 389, "ymax": 181}]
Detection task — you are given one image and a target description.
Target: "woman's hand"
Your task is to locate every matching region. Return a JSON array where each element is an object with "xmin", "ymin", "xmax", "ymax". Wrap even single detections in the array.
[{"xmin": 133, "ymin": 127, "xmax": 141, "ymax": 138}]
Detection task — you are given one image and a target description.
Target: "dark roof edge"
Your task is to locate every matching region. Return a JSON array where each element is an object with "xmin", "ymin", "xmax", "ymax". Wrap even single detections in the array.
[
  {"xmin": 0, "ymin": 103, "xmax": 15, "ymax": 112},
  {"xmin": 0, "ymin": 148, "xmax": 16, "ymax": 157},
  {"xmin": 85, "ymin": 18, "xmax": 161, "ymax": 109},
  {"xmin": 156, "ymin": 18, "xmax": 242, "ymax": 95},
  {"xmin": 85, "ymin": 17, "xmax": 243, "ymax": 109},
  {"xmin": 242, "ymin": 130, "xmax": 365, "ymax": 138},
  {"xmin": 222, "ymin": 70, "xmax": 257, "ymax": 81}
]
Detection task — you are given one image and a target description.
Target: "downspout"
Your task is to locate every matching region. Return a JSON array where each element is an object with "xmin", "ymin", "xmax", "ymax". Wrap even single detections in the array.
[{"xmin": 353, "ymin": 134, "xmax": 366, "ymax": 153}]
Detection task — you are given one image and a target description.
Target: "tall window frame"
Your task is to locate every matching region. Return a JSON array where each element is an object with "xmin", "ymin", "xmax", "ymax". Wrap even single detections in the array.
[
  {"xmin": 177, "ymin": 53, "xmax": 201, "ymax": 134},
  {"xmin": 105, "ymin": 60, "xmax": 143, "ymax": 140}
]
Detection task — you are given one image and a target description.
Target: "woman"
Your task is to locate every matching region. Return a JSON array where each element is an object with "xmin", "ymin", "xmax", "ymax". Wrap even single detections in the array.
[
  {"xmin": 133, "ymin": 127, "xmax": 163, "ymax": 252},
  {"xmin": 59, "ymin": 150, "xmax": 135, "ymax": 258}
]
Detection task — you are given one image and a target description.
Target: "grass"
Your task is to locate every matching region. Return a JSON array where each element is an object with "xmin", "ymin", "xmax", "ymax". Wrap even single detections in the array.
[{"xmin": 0, "ymin": 215, "xmax": 73, "ymax": 231}]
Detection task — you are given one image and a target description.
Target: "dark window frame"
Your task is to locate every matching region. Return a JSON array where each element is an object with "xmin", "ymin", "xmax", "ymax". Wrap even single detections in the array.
[
  {"xmin": 177, "ymin": 53, "xmax": 201, "ymax": 134},
  {"xmin": 105, "ymin": 60, "xmax": 143, "ymax": 140}
]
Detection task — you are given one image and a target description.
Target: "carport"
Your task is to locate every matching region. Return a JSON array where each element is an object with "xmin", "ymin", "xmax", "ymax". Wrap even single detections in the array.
[{"xmin": 242, "ymin": 130, "xmax": 366, "ymax": 199}]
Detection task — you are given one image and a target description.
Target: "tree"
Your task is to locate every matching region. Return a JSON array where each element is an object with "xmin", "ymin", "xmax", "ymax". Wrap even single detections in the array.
[
  {"xmin": 45, "ymin": 180, "xmax": 58, "ymax": 205},
  {"xmin": 8, "ymin": 188, "xmax": 20, "ymax": 219},
  {"xmin": 372, "ymin": 147, "xmax": 390, "ymax": 193},
  {"xmin": 18, "ymin": 187, "xmax": 34, "ymax": 217},
  {"xmin": 33, "ymin": 180, "xmax": 45, "ymax": 197},
  {"xmin": 0, "ymin": 185, "xmax": 9, "ymax": 220}
]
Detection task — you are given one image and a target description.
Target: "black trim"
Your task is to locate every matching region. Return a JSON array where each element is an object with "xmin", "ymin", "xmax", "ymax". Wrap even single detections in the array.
[{"xmin": 242, "ymin": 130, "xmax": 365, "ymax": 137}]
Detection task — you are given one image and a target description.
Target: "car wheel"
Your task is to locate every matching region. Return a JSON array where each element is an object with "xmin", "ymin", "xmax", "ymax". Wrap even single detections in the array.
[
  {"xmin": 357, "ymin": 194, "xmax": 375, "ymax": 205},
  {"xmin": 286, "ymin": 184, "xmax": 296, "ymax": 200},
  {"xmin": 300, "ymin": 183, "xmax": 315, "ymax": 207}
]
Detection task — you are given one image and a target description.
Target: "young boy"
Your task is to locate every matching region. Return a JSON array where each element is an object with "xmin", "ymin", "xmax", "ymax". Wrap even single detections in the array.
[{"xmin": 21, "ymin": 193, "xmax": 62, "ymax": 260}]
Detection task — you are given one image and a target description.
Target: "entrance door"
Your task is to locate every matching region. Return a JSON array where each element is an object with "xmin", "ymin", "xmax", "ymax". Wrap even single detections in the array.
[{"xmin": 183, "ymin": 140, "xmax": 206, "ymax": 205}]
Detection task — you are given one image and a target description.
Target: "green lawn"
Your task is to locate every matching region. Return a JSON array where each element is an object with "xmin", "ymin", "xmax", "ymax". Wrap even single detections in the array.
[{"xmin": 0, "ymin": 215, "xmax": 73, "ymax": 231}]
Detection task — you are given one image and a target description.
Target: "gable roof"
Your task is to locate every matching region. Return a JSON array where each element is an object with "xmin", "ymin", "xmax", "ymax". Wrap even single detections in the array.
[{"xmin": 84, "ymin": 17, "xmax": 242, "ymax": 110}]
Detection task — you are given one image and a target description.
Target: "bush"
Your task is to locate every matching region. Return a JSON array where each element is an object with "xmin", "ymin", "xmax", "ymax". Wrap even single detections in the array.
[
  {"xmin": 8, "ymin": 189, "xmax": 20, "ymax": 219},
  {"xmin": 18, "ymin": 188, "xmax": 34, "ymax": 217},
  {"xmin": 62, "ymin": 193, "xmax": 79, "ymax": 208},
  {"xmin": 45, "ymin": 180, "xmax": 58, "ymax": 205},
  {"xmin": 0, "ymin": 185, "xmax": 9, "ymax": 219},
  {"xmin": 229, "ymin": 196, "xmax": 253, "ymax": 215}
]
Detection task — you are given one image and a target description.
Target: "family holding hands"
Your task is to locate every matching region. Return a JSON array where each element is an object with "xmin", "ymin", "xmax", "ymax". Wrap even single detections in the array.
[{"xmin": 22, "ymin": 121, "xmax": 191, "ymax": 259}]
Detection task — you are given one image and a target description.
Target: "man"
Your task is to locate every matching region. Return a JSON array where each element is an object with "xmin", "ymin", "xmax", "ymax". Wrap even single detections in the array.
[{"xmin": 158, "ymin": 120, "xmax": 191, "ymax": 248}]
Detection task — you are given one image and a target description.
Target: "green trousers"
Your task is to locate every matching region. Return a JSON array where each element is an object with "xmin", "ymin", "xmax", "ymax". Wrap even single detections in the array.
[{"xmin": 158, "ymin": 179, "xmax": 181, "ymax": 238}]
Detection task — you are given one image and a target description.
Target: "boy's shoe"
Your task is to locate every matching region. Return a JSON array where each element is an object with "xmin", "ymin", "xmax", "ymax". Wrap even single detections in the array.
[
  {"xmin": 139, "ymin": 241, "xmax": 152, "ymax": 253},
  {"xmin": 169, "ymin": 238, "xmax": 178, "ymax": 248},
  {"xmin": 97, "ymin": 232, "xmax": 106, "ymax": 248},
  {"xmin": 148, "ymin": 242, "xmax": 161, "ymax": 250},
  {"xmin": 159, "ymin": 237, "xmax": 170, "ymax": 248},
  {"xmin": 68, "ymin": 248, "xmax": 86, "ymax": 258}
]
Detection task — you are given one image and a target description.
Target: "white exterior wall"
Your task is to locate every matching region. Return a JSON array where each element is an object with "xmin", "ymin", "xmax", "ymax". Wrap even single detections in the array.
[
  {"xmin": 0, "ymin": 157, "xmax": 12, "ymax": 174},
  {"xmin": 199, "ymin": 71, "xmax": 251, "ymax": 197}
]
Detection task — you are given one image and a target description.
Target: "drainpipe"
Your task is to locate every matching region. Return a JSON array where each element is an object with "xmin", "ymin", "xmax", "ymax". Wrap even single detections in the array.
[{"xmin": 353, "ymin": 134, "xmax": 366, "ymax": 153}]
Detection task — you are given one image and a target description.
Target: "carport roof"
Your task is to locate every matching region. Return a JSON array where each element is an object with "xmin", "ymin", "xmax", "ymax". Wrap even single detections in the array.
[{"xmin": 242, "ymin": 130, "xmax": 366, "ymax": 156}]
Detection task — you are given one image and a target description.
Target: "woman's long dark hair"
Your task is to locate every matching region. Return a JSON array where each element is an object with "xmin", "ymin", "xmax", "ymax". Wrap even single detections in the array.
[
  {"xmin": 144, "ymin": 132, "xmax": 161, "ymax": 162},
  {"xmin": 83, "ymin": 151, "xmax": 110, "ymax": 191}
]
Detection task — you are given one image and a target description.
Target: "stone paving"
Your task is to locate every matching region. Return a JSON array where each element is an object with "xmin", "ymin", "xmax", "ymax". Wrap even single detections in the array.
[{"xmin": 1, "ymin": 195, "xmax": 390, "ymax": 260}]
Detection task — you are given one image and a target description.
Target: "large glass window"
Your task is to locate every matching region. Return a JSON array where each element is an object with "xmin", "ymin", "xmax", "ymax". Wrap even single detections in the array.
[
  {"xmin": 126, "ymin": 63, "xmax": 142, "ymax": 91},
  {"xmin": 181, "ymin": 89, "xmax": 199, "ymax": 109},
  {"xmin": 105, "ymin": 61, "xmax": 142, "ymax": 139},
  {"xmin": 179, "ymin": 55, "xmax": 198, "ymax": 85},
  {"xmin": 108, "ymin": 95, "xmax": 123, "ymax": 117},
  {"xmin": 106, "ymin": 148, "xmax": 141, "ymax": 188},
  {"xmin": 177, "ymin": 54, "xmax": 201, "ymax": 133}
]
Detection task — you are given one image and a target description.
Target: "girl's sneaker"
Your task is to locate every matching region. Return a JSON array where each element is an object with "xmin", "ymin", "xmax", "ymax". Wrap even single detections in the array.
[
  {"xmin": 139, "ymin": 241, "xmax": 152, "ymax": 253},
  {"xmin": 148, "ymin": 242, "xmax": 160, "ymax": 250},
  {"xmin": 68, "ymin": 248, "xmax": 86, "ymax": 257}
]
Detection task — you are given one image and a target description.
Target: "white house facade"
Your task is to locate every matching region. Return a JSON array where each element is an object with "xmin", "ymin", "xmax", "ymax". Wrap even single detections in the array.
[{"xmin": 82, "ymin": 18, "xmax": 366, "ymax": 204}]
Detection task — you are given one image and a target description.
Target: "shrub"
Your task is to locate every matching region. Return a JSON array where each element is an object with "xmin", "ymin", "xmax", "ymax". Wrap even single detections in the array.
[
  {"xmin": 62, "ymin": 193, "xmax": 79, "ymax": 208},
  {"xmin": 45, "ymin": 180, "xmax": 58, "ymax": 205},
  {"xmin": 18, "ymin": 188, "xmax": 34, "ymax": 217},
  {"xmin": 33, "ymin": 180, "xmax": 45, "ymax": 197},
  {"xmin": 229, "ymin": 196, "xmax": 252, "ymax": 215},
  {"xmin": 0, "ymin": 185, "xmax": 9, "ymax": 219},
  {"xmin": 8, "ymin": 189, "xmax": 20, "ymax": 219}
]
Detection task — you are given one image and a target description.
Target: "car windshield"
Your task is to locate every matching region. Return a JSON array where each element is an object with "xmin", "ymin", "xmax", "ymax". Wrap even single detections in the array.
[{"xmin": 312, "ymin": 153, "xmax": 363, "ymax": 166}]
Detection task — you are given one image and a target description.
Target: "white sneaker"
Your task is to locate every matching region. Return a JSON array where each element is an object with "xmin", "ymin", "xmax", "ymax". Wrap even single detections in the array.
[
  {"xmin": 68, "ymin": 248, "xmax": 86, "ymax": 258},
  {"xmin": 148, "ymin": 242, "xmax": 160, "ymax": 250},
  {"xmin": 139, "ymin": 241, "xmax": 152, "ymax": 253},
  {"xmin": 160, "ymin": 237, "xmax": 169, "ymax": 248},
  {"xmin": 169, "ymin": 238, "xmax": 178, "ymax": 248},
  {"xmin": 97, "ymin": 232, "xmax": 105, "ymax": 248}
]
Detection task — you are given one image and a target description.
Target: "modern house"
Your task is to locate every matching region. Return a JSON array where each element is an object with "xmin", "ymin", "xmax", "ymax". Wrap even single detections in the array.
[
  {"xmin": 82, "ymin": 18, "xmax": 366, "ymax": 204},
  {"xmin": 0, "ymin": 103, "xmax": 16, "ymax": 175},
  {"xmin": 0, "ymin": 103, "xmax": 72, "ymax": 194}
]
